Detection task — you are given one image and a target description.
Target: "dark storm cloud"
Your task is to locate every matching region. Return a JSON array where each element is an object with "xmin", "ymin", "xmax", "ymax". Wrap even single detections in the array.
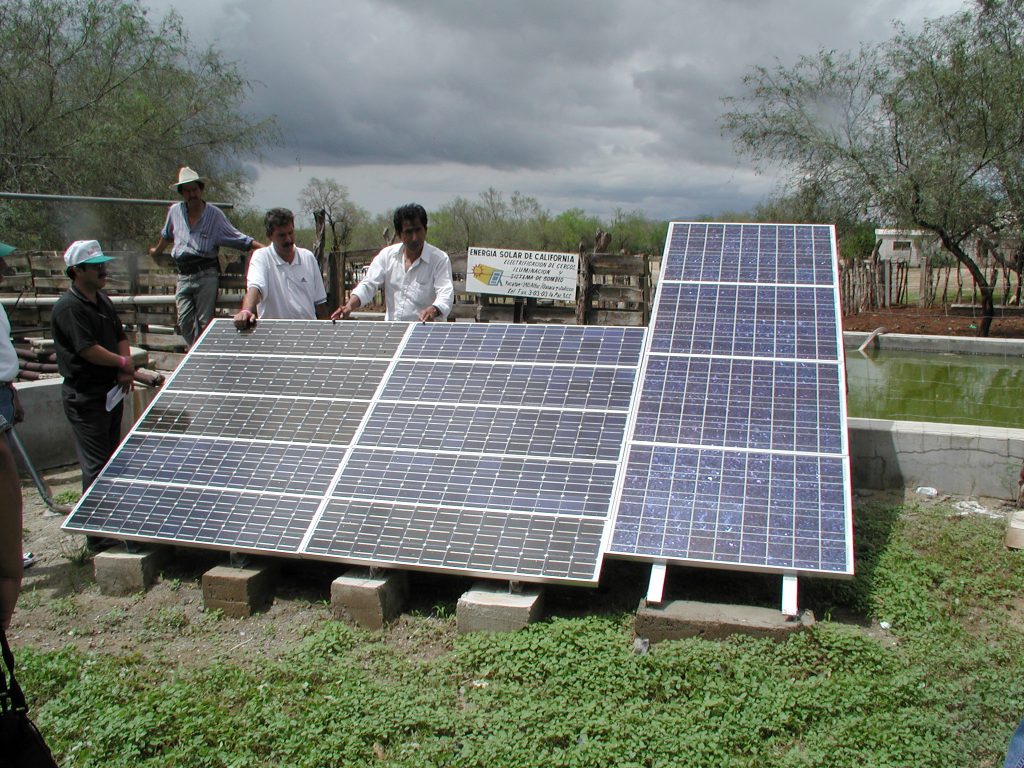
[{"xmin": 146, "ymin": 0, "xmax": 966, "ymax": 217}]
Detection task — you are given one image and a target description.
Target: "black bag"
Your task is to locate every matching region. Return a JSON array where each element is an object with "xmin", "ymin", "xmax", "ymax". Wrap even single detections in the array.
[{"xmin": 0, "ymin": 624, "xmax": 59, "ymax": 768}]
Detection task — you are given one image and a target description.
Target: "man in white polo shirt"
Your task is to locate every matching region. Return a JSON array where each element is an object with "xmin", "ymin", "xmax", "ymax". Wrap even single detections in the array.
[{"xmin": 233, "ymin": 208, "xmax": 328, "ymax": 329}]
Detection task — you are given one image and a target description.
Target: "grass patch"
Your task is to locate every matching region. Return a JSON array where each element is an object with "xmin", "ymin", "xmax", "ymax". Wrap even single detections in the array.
[
  {"xmin": 16, "ymin": 501, "xmax": 1024, "ymax": 767},
  {"xmin": 53, "ymin": 489, "xmax": 81, "ymax": 505}
]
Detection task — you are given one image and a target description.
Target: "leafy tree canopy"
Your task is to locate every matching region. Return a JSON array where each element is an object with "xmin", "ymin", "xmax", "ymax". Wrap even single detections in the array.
[
  {"xmin": 722, "ymin": 0, "xmax": 1024, "ymax": 335},
  {"xmin": 0, "ymin": 0, "xmax": 277, "ymax": 247}
]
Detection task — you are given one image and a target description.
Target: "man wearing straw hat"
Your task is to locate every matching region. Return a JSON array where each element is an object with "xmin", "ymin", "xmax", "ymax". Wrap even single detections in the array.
[{"xmin": 149, "ymin": 167, "xmax": 264, "ymax": 347}]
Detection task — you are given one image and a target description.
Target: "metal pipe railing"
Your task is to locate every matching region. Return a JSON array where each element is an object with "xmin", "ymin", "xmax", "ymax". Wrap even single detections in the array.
[
  {"xmin": 0, "ymin": 191, "xmax": 233, "ymax": 209},
  {"xmin": 1, "ymin": 294, "xmax": 240, "ymax": 308}
]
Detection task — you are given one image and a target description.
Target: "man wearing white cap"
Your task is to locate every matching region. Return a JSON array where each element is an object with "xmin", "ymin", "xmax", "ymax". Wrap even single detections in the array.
[
  {"xmin": 149, "ymin": 167, "xmax": 264, "ymax": 347},
  {"xmin": 51, "ymin": 240, "xmax": 133, "ymax": 491}
]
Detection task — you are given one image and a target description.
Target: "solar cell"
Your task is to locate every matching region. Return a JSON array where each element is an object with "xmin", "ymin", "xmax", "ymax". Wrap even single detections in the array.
[
  {"xmin": 648, "ymin": 283, "xmax": 840, "ymax": 359},
  {"xmin": 304, "ymin": 501, "xmax": 606, "ymax": 580},
  {"xmin": 360, "ymin": 403, "xmax": 629, "ymax": 460},
  {"xmin": 330, "ymin": 449, "xmax": 619, "ymax": 517},
  {"xmin": 102, "ymin": 434, "xmax": 346, "ymax": 496},
  {"xmin": 141, "ymin": 393, "xmax": 367, "ymax": 445},
  {"xmin": 382, "ymin": 361, "xmax": 637, "ymax": 409},
  {"xmin": 170, "ymin": 356, "xmax": 388, "ymax": 398},
  {"xmin": 404, "ymin": 323, "xmax": 645, "ymax": 365},
  {"xmin": 632, "ymin": 357, "xmax": 843, "ymax": 453},
  {"xmin": 660, "ymin": 222, "xmax": 837, "ymax": 285},
  {"xmin": 66, "ymin": 480, "xmax": 322, "ymax": 553},
  {"xmin": 196, "ymin": 320, "xmax": 407, "ymax": 357}
]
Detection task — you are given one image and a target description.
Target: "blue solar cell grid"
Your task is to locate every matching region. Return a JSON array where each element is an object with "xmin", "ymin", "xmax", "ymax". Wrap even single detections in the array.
[
  {"xmin": 404, "ymin": 323, "xmax": 645, "ymax": 365},
  {"xmin": 612, "ymin": 446, "xmax": 848, "ymax": 570},
  {"xmin": 649, "ymin": 284, "xmax": 840, "ymax": 360},
  {"xmin": 659, "ymin": 222, "xmax": 836, "ymax": 285},
  {"xmin": 632, "ymin": 357, "xmax": 843, "ymax": 453},
  {"xmin": 382, "ymin": 361, "xmax": 638, "ymax": 410}
]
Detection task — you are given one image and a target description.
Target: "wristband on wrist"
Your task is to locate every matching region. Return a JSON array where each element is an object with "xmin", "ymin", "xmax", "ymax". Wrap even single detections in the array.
[{"xmin": 118, "ymin": 355, "xmax": 128, "ymax": 368}]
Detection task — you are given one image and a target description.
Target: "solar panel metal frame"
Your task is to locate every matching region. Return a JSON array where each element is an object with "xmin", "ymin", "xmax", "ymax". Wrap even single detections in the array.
[
  {"xmin": 604, "ymin": 222, "xmax": 854, "ymax": 577},
  {"xmin": 63, "ymin": 319, "xmax": 646, "ymax": 585}
]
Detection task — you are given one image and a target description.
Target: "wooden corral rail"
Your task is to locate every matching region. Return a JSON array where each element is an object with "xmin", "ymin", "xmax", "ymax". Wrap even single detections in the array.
[
  {"xmin": 1, "ymin": 249, "xmax": 249, "ymax": 350},
  {"xmin": 576, "ymin": 251, "xmax": 652, "ymax": 326}
]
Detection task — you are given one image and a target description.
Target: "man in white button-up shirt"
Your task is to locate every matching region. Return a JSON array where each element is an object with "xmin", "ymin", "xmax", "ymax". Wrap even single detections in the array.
[
  {"xmin": 331, "ymin": 203, "xmax": 454, "ymax": 322},
  {"xmin": 234, "ymin": 208, "xmax": 329, "ymax": 330}
]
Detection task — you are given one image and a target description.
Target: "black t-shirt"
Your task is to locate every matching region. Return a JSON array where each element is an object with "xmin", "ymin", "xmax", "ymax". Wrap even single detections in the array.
[{"xmin": 51, "ymin": 287, "xmax": 127, "ymax": 394}]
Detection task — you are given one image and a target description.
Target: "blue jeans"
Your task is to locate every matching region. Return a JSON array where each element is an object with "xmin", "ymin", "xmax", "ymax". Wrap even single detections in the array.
[
  {"xmin": 176, "ymin": 267, "xmax": 219, "ymax": 347},
  {"xmin": 1007, "ymin": 718, "xmax": 1024, "ymax": 768}
]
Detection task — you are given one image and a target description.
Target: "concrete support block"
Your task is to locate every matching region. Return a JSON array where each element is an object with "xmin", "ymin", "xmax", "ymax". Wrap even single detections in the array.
[
  {"xmin": 1006, "ymin": 510, "xmax": 1024, "ymax": 549},
  {"xmin": 457, "ymin": 582, "xmax": 545, "ymax": 634},
  {"xmin": 635, "ymin": 599, "xmax": 814, "ymax": 644},
  {"xmin": 330, "ymin": 569, "xmax": 409, "ymax": 630},
  {"xmin": 94, "ymin": 546, "xmax": 169, "ymax": 596},
  {"xmin": 201, "ymin": 564, "xmax": 274, "ymax": 618}
]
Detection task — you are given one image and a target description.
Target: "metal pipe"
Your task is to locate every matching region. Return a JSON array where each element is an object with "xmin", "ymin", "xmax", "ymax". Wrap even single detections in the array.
[
  {"xmin": 0, "ymin": 191, "xmax": 233, "ymax": 209},
  {"xmin": 1, "ymin": 294, "xmax": 240, "ymax": 308},
  {"xmin": 5, "ymin": 427, "xmax": 73, "ymax": 516}
]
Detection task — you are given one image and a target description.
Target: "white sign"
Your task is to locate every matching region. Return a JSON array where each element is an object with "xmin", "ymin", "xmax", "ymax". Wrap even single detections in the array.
[{"xmin": 467, "ymin": 247, "xmax": 579, "ymax": 302}]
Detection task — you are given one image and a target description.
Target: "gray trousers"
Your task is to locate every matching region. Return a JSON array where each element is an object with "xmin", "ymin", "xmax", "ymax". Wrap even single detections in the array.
[
  {"xmin": 61, "ymin": 385, "xmax": 124, "ymax": 491},
  {"xmin": 176, "ymin": 267, "xmax": 220, "ymax": 347}
]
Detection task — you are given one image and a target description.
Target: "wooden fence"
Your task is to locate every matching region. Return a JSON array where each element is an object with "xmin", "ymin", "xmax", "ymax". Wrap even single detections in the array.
[{"xmin": 1, "ymin": 242, "xmax": 658, "ymax": 355}]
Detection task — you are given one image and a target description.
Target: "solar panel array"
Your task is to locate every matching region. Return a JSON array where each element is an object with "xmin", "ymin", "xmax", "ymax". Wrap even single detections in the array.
[
  {"xmin": 607, "ymin": 223, "xmax": 853, "ymax": 575},
  {"xmin": 64, "ymin": 321, "xmax": 645, "ymax": 583},
  {"xmin": 64, "ymin": 222, "xmax": 853, "ymax": 586}
]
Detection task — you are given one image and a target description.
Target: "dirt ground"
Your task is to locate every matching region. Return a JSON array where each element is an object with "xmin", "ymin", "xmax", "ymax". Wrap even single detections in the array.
[
  {"xmin": 842, "ymin": 304, "xmax": 1024, "ymax": 338},
  {"xmin": 9, "ymin": 303, "xmax": 1023, "ymax": 660}
]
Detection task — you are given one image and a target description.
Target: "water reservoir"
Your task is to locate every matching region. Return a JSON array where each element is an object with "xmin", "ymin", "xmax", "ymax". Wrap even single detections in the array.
[{"xmin": 844, "ymin": 349, "xmax": 1024, "ymax": 428}]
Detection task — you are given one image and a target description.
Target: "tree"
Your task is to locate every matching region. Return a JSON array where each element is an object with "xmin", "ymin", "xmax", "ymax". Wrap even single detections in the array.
[
  {"xmin": 722, "ymin": 1, "xmax": 1024, "ymax": 335},
  {"xmin": 0, "ymin": 0, "xmax": 277, "ymax": 247},
  {"xmin": 431, "ymin": 196, "xmax": 484, "ymax": 251},
  {"xmin": 297, "ymin": 177, "xmax": 368, "ymax": 253}
]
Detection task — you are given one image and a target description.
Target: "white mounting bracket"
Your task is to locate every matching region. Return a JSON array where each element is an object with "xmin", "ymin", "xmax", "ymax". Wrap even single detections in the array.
[
  {"xmin": 646, "ymin": 560, "xmax": 668, "ymax": 604},
  {"xmin": 781, "ymin": 571, "xmax": 799, "ymax": 617}
]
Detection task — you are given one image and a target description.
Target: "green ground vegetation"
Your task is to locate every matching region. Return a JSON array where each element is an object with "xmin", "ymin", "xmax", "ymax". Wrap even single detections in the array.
[{"xmin": 19, "ymin": 501, "xmax": 1024, "ymax": 767}]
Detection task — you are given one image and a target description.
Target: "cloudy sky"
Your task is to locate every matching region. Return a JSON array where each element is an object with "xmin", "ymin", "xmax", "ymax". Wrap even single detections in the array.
[{"xmin": 145, "ymin": 0, "xmax": 966, "ymax": 222}]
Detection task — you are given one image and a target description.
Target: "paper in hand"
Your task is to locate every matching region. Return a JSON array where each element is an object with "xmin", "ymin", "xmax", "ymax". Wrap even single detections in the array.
[{"xmin": 105, "ymin": 383, "xmax": 125, "ymax": 412}]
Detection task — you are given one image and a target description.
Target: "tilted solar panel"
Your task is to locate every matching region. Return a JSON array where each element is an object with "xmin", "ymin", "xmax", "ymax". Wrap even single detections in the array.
[
  {"xmin": 606, "ymin": 222, "xmax": 853, "ymax": 576},
  {"xmin": 63, "ymin": 319, "xmax": 646, "ymax": 584}
]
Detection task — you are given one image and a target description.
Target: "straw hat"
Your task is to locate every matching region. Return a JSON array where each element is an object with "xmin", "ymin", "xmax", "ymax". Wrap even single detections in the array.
[{"xmin": 170, "ymin": 166, "xmax": 204, "ymax": 189}]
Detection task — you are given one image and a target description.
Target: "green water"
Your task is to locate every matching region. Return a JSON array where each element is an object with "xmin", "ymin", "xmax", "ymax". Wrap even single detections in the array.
[{"xmin": 845, "ymin": 349, "xmax": 1024, "ymax": 428}]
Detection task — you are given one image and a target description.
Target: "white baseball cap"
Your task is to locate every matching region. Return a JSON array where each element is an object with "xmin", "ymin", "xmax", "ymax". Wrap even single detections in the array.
[{"xmin": 63, "ymin": 240, "xmax": 114, "ymax": 268}]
